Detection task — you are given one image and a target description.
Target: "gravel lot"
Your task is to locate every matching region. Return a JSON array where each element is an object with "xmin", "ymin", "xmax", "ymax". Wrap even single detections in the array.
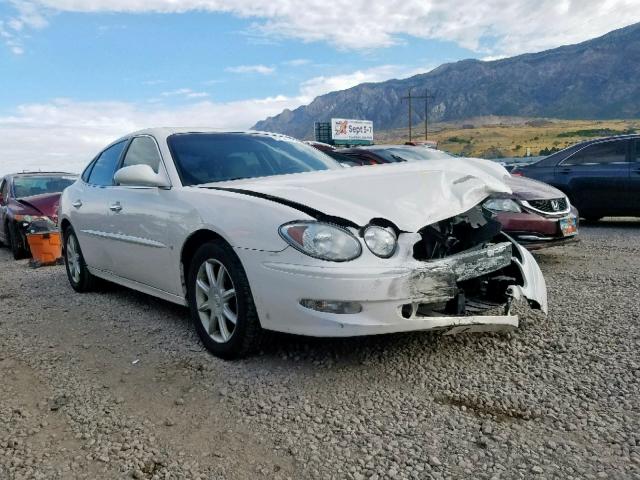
[{"xmin": 1, "ymin": 221, "xmax": 639, "ymax": 480}]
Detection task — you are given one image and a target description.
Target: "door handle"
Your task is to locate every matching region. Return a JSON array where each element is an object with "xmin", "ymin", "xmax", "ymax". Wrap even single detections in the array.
[
  {"xmin": 558, "ymin": 168, "xmax": 572, "ymax": 174},
  {"xmin": 72, "ymin": 200, "xmax": 83, "ymax": 208},
  {"xmin": 109, "ymin": 202, "xmax": 123, "ymax": 213}
]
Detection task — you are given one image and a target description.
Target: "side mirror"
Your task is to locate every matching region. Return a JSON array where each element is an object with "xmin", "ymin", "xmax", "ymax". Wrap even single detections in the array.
[{"xmin": 114, "ymin": 164, "xmax": 170, "ymax": 188}]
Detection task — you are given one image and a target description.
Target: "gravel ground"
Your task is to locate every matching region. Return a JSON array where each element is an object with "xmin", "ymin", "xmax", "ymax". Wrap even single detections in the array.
[{"xmin": 1, "ymin": 220, "xmax": 639, "ymax": 480}]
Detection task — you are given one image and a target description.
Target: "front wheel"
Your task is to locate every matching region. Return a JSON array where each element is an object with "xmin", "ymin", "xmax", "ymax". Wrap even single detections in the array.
[
  {"xmin": 187, "ymin": 241, "xmax": 262, "ymax": 359},
  {"xmin": 7, "ymin": 222, "xmax": 28, "ymax": 260},
  {"xmin": 63, "ymin": 227, "xmax": 96, "ymax": 292}
]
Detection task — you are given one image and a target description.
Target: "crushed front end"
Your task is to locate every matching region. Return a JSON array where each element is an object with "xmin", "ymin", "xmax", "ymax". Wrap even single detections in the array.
[
  {"xmin": 240, "ymin": 202, "xmax": 547, "ymax": 337},
  {"xmin": 407, "ymin": 203, "xmax": 547, "ymax": 322}
]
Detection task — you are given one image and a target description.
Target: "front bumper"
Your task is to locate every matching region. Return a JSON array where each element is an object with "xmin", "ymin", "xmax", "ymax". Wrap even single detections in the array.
[
  {"xmin": 236, "ymin": 237, "xmax": 547, "ymax": 337},
  {"xmin": 495, "ymin": 206, "xmax": 579, "ymax": 250}
]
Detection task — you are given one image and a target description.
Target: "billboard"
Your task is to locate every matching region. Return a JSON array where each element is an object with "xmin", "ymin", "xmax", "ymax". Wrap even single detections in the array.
[{"xmin": 331, "ymin": 118, "xmax": 374, "ymax": 144}]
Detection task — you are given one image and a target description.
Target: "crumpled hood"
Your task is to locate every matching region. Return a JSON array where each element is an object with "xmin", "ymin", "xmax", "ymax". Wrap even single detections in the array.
[
  {"xmin": 15, "ymin": 192, "xmax": 61, "ymax": 218},
  {"xmin": 505, "ymin": 175, "xmax": 566, "ymax": 201},
  {"xmin": 206, "ymin": 160, "xmax": 512, "ymax": 232}
]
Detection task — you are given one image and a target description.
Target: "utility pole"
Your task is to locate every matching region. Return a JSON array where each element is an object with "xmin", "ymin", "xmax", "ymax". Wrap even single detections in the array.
[
  {"xmin": 424, "ymin": 89, "xmax": 434, "ymax": 141},
  {"xmin": 401, "ymin": 88, "xmax": 413, "ymax": 142},
  {"xmin": 401, "ymin": 88, "xmax": 435, "ymax": 143}
]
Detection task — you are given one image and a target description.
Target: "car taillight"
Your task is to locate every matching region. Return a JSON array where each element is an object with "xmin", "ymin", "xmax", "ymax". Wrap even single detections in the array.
[{"xmin": 511, "ymin": 171, "xmax": 524, "ymax": 177}]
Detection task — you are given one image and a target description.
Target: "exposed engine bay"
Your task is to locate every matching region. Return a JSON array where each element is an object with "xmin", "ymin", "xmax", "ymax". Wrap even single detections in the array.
[{"xmin": 406, "ymin": 205, "xmax": 530, "ymax": 319}]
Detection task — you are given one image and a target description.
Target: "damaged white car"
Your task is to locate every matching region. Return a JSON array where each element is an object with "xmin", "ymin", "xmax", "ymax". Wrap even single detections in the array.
[{"xmin": 59, "ymin": 128, "xmax": 547, "ymax": 358}]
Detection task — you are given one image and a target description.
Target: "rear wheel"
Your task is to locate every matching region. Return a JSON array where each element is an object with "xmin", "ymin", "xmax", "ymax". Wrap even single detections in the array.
[
  {"xmin": 7, "ymin": 222, "xmax": 28, "ymax": 260},
  {"xmin": 187, "ymin": 241, "xmax": 262, "ymax": 359},
  {"xmin": 63, "ymin": 227, "xmax": 95, "ymax": 292}
]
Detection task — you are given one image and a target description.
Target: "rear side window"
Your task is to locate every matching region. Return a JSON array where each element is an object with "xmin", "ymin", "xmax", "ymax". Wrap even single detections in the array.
[
  {"xmin": 563, "ymin": 141, "xmax": 628, "ymax": 166},
  {"xmin": 88, "ymin": 141, "xmax": 127, "ymax": 186},
  {"xmin": 121, "ymin": 136, "xmax": 162, "ymax": 173}
]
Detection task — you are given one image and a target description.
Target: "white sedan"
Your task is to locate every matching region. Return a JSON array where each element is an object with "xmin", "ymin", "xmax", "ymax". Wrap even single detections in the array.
[{"xmin": 59, "ymin": 128, "xmax": 547, "ymax": 358}]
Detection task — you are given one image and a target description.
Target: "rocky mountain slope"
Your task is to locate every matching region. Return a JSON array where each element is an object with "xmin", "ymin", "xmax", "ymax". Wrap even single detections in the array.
[{"xmin": 253, "ymin": 23, "xmax": 640, "ymax": 139}]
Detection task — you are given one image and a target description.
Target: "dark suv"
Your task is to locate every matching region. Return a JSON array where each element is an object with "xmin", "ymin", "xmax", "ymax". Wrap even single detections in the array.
[{"xmin": 512, "ymin": 135, "xmax": 640, "ymax": 221}]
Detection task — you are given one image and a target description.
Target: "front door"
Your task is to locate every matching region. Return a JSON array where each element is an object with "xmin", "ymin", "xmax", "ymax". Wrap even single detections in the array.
[
  {"xmin": 102, "ymin": 136, "xmax": 181, "ymax": 295},
  {"xmin": 629, "ymin": 139, "xmax": 640, "ymax": 215},
  {"xmin": 0, "ymin": 179, "xmax": 9, "ymax": 243},
  {"xmin": 556, "ymin": 139, "xmax": 631, "ymax": 216}
]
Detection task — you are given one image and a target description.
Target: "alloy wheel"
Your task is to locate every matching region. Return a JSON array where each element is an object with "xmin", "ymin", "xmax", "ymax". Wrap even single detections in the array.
[
  {"xmin": 195, "ymin": 259, "xmax": 238, "ymax": 343},
  {"xmin": 66, "ymin": 234, "xmax": 82, "ymax": 284}
]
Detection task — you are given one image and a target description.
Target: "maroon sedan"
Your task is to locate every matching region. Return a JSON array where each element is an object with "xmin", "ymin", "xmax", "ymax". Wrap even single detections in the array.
[
  {"xmin": 328, "ymin": 145, "xmax": 579, "ymax": 250},
  {"xmin": 0, "ymin": 172, "xmax": 77, "ymax": 259}
]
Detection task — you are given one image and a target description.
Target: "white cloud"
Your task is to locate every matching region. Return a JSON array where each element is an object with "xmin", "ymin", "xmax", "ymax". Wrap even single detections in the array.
[
  {"xmin": 160, "ymin": 88, "xmax": 210, "ymax": 99},
  {"xmin": 0, "ymin": 96, "xmax": 300, "ymax": 175},
  {"xmin": 3, "ymin": 0, "xmax": 639, "ymax": 56},
  {"xmin": 225, "ymin": 64, "xmax": 275, "ymax": 75},
  {"xmin": 299, "ymin": 65, "xmax": 428, "ymax": 101},
  {"xmin": 282, "ymin": 58, "xmax": 310, "ymax": 67},
  {"xmin": 0, "ymin": 65, "xmax": 424, "ymax": 175}
]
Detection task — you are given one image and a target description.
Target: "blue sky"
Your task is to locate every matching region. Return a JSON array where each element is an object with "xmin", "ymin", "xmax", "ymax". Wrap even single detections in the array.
[
  {"xmin": 0, "ymin": 10, "xmax": 472, "ymax": 107},
  {"xmin": 0, "ymin": 0, "xmax": 638, "ymax": 174}
]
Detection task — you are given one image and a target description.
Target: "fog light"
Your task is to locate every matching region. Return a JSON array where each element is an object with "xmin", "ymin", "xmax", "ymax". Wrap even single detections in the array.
[{"xmin": 300, "ymin": 299, "xmax": 362, "ymax": 314}]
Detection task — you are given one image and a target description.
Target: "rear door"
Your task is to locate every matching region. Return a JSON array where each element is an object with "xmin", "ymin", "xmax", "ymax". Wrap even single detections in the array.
[
  {"xmin": 555, "ymin": 139, "xmax": 631, "ymax": 215},
  {"xmin": 72, "ymin": 140, "xmax": 128, "ymax": 271}
]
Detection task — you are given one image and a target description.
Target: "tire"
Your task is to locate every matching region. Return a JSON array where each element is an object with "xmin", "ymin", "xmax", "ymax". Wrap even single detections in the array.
[
  {"xmin": 187, "ymin": 240, "xmax": 262, "ymax": 359},
  {"xmin": 63, "ymin": 226, "xmax": 95, "ymax": 292},
  {"xmin": 7, "ymin": 221, "xmax": 28, "ymax": 260}
]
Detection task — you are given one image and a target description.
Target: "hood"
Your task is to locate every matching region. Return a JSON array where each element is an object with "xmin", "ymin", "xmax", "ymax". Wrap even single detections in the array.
[
  {"xmin": 15, "ymin": 192, "xmax": 61, "ymax": 219},
  {"xmin": 204, "ymin": 160, "xmax": 512, "ymax": 232},
  {"xmin": 505, "ymin": 175, "xmax": 565, "ymax": 201}
]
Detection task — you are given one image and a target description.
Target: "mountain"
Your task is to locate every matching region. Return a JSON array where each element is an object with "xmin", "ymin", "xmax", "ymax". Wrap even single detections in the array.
[{"xmin": 253, "ymin": 23, "xmax": 640, "ymax": 139}]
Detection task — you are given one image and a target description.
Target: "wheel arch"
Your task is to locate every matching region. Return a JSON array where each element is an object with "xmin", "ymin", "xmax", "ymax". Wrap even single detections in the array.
[{"xmin": 180, "ymin": 229, "xmax": 230, "ymax": 297}]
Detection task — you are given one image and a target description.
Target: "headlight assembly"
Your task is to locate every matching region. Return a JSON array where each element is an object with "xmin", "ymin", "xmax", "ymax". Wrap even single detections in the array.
[
  {"xmin": 279, "ymin": 221, "xmax": 362, "ymax": 262},
  {"xmin": 483, "ymin": 198, "xmax": 522, "ymax": 213},
  {"xmin": 363, "ymin": 226, "xmax": 397, "ymax": 258}
]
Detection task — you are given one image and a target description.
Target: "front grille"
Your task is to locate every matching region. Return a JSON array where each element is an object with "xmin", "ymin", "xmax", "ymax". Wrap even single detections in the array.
[{"xmin": 526, "ymin": 198, "xmax": 568, "ymax": 213}]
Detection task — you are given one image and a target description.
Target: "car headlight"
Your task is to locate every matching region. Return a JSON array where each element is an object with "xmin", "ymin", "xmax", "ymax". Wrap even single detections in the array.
[
  {"xmin": 363, "ymin": 226, "xmax": 397, "ymax": 258},
  {"xmin": 483, "ymin": 198, "xmax": 522, "ymax": 213},
  {"xmin": 279, "ymin": 222, "xmax": 362, "ymax": 262}
]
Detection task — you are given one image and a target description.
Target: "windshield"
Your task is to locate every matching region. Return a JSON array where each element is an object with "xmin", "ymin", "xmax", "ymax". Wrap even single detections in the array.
[
  {"xmin": 168, "ymin": 133, "xmax": 341, "ymax": 186},
  {"xmin": 371, "ymin": 147, "xmax": 454, "ymax": 163},
  {"xmin": 12, "ymin": 175, "xmax": 77, "ymax": 198}
]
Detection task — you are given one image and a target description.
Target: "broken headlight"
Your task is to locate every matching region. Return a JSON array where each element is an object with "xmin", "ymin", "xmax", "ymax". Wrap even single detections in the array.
[
  {"xmin": 483, "ymin": 198, "xmax": 522, "ymax": 213},
  {"xmin": 363, "ymin": 226, "xmax": 397, "ymax": 258},
  {"xmin": 279, "ymin": 221, "xmax": 362, "ymax": 262}
]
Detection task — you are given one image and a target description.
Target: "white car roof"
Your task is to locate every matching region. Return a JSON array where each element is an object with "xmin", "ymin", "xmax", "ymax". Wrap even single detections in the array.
[{"xmin": 115, "ymin": 127, "xmax": 296, "ymax": 144}]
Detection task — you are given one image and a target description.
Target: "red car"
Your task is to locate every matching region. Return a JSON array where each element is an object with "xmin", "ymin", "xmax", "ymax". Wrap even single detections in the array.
[
  {"xmin": 325, "ymin": 145, "xmax": 579, "ymax": 250},
  {"xmin": 0, "ymin": 172, "xmax": 78, "ymax": 259}
]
